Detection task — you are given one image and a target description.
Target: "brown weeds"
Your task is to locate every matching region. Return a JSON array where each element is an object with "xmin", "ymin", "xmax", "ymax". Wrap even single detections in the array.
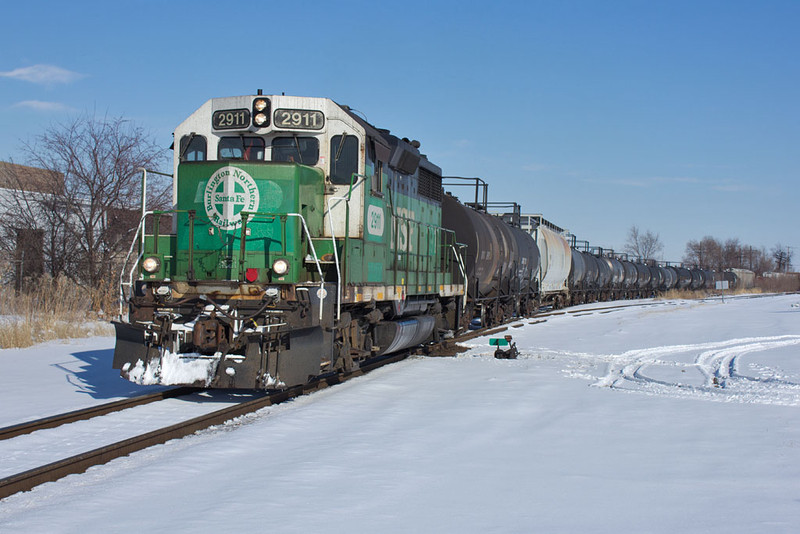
[
  {"xmin": 0, "ymin": 274, "xmax": 115, "ymax": 349},
  {"xmin": 657, "ymin": 287, "xmax": 764, "ymax": 301}
]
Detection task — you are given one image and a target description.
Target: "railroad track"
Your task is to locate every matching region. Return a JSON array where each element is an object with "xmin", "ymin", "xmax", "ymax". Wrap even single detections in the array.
[
  {"xmin": 0, "ymin": 387, "xmax": 200, "ymax": 441},
  {"xmin": 533, "ymin": 301, "xmax": 662, "ymax": 319},
  {"xmin": 0, "ymin": 351, "xmax": 410, "ymax": 500}
]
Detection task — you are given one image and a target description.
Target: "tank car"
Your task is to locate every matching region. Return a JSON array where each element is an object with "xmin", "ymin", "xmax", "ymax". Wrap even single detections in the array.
[
  {"xmin": 114, "ymin": 94, "xmax": 465, "ymax": 389},
  {"xmin": 599, "ymin": 257, "xmax": 623, "ymax": 291},
  {"xmin": 621, "ymin": 260, "xmax": 638, "ymax": 295},
  {"xmin": 441, "ymin": 195, "xmax": 540, "ymax": 325},
  {"xmin": 568, "ymin": 249, "xmax": 587, "ymax": 290},
  {"xmin": 534, "ymin": 224, "xmax": 571, "ymax": 307},
  {"xmin": 582, "ymin": 253, "xmax": 600, "ymax": 290},
  {"xmin": 648, "ymin": 265, "xmax": 663, "ymax": 292},
  {"xmin": 634, "ymin": 263, "xmax": 651, "ymax": 291},
  {"xmin": 689, "ymin": 269, "xmax": 704, "ymax": 290},
  {"xmin": 674, "ymin": 267, "xmax": 693, "ymax": 290},
  {"xmin": 568, "ymin": 249, "xmax": 601, "ymax": 304}
]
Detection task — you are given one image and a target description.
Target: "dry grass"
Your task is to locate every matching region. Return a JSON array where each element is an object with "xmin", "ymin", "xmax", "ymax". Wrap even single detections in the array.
[
  {"xmin": 657, "ymin": 287, "xmax": 765, "ymax": 301},
  {"xmin": 758, "ymin": 276, "xmax": 800, "ymax": 293},
  {"xmin": 0, "ymin": 274, "xmax": 115, "ymax": 349}
]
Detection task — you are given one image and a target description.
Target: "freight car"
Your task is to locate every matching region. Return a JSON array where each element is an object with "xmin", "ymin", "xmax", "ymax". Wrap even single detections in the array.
[
  {"xmin": 724, "ymin": 268, "xmax": 756, "ymax": 290},
  {"xmin": 440, "ymin": 194, "xmax": 539, "ymax": 328}
]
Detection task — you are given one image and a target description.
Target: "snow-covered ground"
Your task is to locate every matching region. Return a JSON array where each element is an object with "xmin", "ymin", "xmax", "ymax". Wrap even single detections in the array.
[{"xmin": 1, "ymin": 294, "xmax": 799, "ymax": 532}]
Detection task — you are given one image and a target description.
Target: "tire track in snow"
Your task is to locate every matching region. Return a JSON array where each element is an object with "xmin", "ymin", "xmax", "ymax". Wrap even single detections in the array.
[{"xmin": 592, "ymin": 335, "xmax": 800, "ymax": 405}]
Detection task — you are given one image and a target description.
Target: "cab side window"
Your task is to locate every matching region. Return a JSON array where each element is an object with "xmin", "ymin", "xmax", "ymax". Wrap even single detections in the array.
[
  {"xmin": 330, "ymin": 134, "xmax": 359, "ymax": 185},
  {"xmin": 367, "ymin": 141, "xmax": 383, "ymax": 194},
  {"xmin": 219, "ymin": 137, "xmax": 265, "ymax": 161},
  {"xmin": 179, "ymin": 135, "xmax": 206, "ymax": 162}
]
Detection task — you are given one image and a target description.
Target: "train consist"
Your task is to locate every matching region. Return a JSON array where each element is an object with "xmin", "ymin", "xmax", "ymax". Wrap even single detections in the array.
[{"xmin": 113, "ymin": 93, "xmax": 753, "ymax": 389}]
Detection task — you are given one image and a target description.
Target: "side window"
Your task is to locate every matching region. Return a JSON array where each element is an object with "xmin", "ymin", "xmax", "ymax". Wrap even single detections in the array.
[
  {"xmin": 374, "ymin": 161, "xmax": 384, "ymax": 193},
  {"xmin": 330, "ymin": 134, "xmax": 359, "ymax": 185},
  {"xmin": 272, "ymin": 136, "xmax": 320, "ymax": 165},
  {"xmin": 180, "ymin": 135, "xmax": 206, "ymax": 162},
  {"xmin": 218, "ymin": 137, "xmax": 265, "ymax": 161},
  {"xmin": 367, "ymin": 141, "xmax": 382, "ymax": 193}
]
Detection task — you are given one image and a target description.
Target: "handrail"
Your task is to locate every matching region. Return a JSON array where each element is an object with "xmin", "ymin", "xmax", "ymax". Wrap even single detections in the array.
[
  {"xmin": 325, "ymin": 172, "xmax": 366, "ymax": 322},
  {"xmin": 118, "ymin": 210, "xmax": 156, "ymax": 319},
  {"xmin": 136, "ymin": 168, "xmax": 173, "ymax": 255},
  {"xmin": 118, "ymin": 207, "xmax": 204, "ymax": 319},
  {"xmin": 451, "ymin": 243, "xmax": 468, "ymax": 312}
]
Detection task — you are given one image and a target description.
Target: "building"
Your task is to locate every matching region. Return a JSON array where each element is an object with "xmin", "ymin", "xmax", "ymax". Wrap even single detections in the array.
[{"xmin": 0, "ymin": 162, "xmax": 66, "ymax": 284}]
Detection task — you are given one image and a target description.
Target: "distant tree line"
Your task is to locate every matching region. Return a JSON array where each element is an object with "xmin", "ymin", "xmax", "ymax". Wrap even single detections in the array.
[
  {"xmin": 623, "ymin": 225, "xmax": 793, "ymax": 275},
  {"xmin": 683, "ymin": 236, "xmax": 792, "ymax": 274}
]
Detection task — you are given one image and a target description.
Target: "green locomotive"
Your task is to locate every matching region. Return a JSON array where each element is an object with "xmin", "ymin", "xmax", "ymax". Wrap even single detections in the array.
[{"xmin": 113, "ymin": 94, "xmax": 465, "ymax": 389}]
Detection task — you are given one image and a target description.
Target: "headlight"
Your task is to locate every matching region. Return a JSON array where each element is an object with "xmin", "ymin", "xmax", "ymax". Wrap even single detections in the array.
[
  {"xmin": 142, "ymin": 256, "xmax": 161, "ymax": 273},
  {"xmin": 252, "ymin": 98, "xmax": 270, "ymax": 127},
  {"xmin": 272, "ymin": 259, "xmax": 289, "ymax": 276}
]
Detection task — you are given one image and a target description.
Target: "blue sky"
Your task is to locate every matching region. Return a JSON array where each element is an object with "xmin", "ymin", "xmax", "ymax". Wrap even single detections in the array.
[{"xmin": 1, "ymin": 0, "xmax": 797, "ymax": 262}]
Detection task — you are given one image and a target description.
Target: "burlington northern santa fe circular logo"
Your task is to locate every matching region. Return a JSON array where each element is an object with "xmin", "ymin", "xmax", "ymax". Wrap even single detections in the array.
[{"xmin": 204, "ymin": 166, "xmax": 260, "ymax": 230}]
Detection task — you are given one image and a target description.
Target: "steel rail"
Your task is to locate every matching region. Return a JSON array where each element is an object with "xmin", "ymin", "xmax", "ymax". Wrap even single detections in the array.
[{"xmin": 0, "ymin": 387, "xmax": 201, "ymax": 442}]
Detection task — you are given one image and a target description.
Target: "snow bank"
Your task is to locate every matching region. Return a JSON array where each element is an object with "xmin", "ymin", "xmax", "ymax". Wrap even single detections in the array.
[{"xmin": 1, "ymin": 294, "xmax": 799, "ymax": 533}]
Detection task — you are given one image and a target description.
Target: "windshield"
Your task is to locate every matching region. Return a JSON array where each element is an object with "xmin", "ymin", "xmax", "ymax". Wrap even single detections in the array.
[
  {"xmin": 218, "ymin": 137, "xmax": 265, "ymax": 160},
  {"xmin": 272, "ymin": 136, "xmax": 320, "ymax": 165}
]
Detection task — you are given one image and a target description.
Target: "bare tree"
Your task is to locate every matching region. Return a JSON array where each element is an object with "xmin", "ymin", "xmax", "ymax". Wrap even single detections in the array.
[
  {"xmin": 751, "ymin": 247, "xmax": 774, "ymax": 275},
  {"xmin": 1, "ymin": 114, "xmax": 168, "ymax": 287},
  {"xmin": 722, "ymin": 238, "xmax": 743, "ymax": 269},
  {"xmin": 624, "ymin": 225, "xmax": 664, "ymax": 260},
  {"xmin": 683, "ymin": 236, "xmax": 722, "ymax": 270},
  {"xmin": 772, "ymin": 244, "xmax": 793, "ymax": 273}
]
